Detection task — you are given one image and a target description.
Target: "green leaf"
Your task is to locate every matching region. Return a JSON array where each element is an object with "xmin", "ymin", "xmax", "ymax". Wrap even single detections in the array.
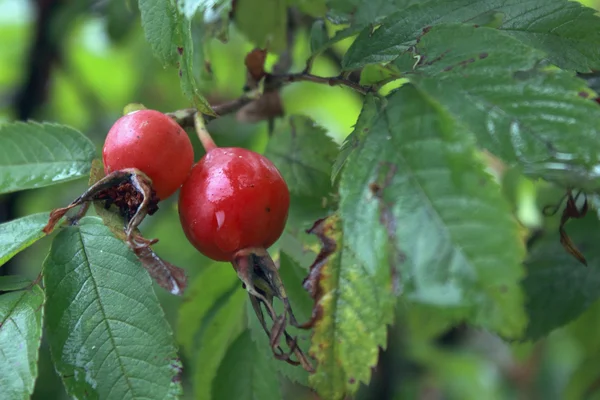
[
  {"xmin": 178, "ymin": 17, "xmax": 216, "ymax": 116},
  {"xmin": 340, "ymin": 84, "xmax": 526, "ymax": 337},
  {"xmin": 180, "ymin": 0, "xmax": 232, "ymax": 19},
  {"xmin": 138, "ymin": 0, "xmax": 214, "ymax": 115},
  {"xmin": 0, "ymin": 212, "xmax": 50, "ymax": 267},
  {"xmin": 407, "ymin": 24, "xmax": 600, "ymax": 189},
  {"xmin": 358, "ymin": 64, "xmax": 402, "ymax": 86},
  {"xmin": 212, "ymin": 330, "xmax": 282, "ymax": 400},
  {"xmin": 301, "ymin": 215, "xmax": 394, "ymax": 400},
  {"xmin": 0, "ymin": 275, "xmax": 33, "ymax": 292},
  {"xmin": 309, "ymin": 20, "xmax": 329, "ymax": 55},
  {"xmin": 0, "ymin": 285, "xmax": 44, "ymax": 400},
  {"xmin": 0, "ymin": 122, "xmax": 95, "ymax": 194},
  {"xmin": 43, "ymin": 217, "xmax": 182, "ymax": 400},
  {"xmin": 327, "ymin": 0, "xmax": 418, "ymax": 26},
  {"xmin": 523, "ymin": 214, "xmax": 600, "ymax": 340},
  {"xmin": 245, "ymin": 252, "xmax": 311, "ymax": 386},
  {"xmin": 138, "ymin": 0, "xmax": 180, "ymax": 66},
  {"xmin": 266, "ymin": 116, "xmax": 339, "ymax": 227},
  {"xmin": 234, "ymin": 0, "xmax": 287, "ymax": 53},
  {"xmin": 267, "ymin": 116, "xmax": 338, "ymax": 198},
  {"xmin": 342, "ymin": 0, "xmax": 600, "ymax": 72},
  {"xmin": 331, "ymin": 95, "xmax": 380, "ymax": 183},
  {"xmin": 177, "ymin": 263, "xmax": 247, "ymax": 400}
]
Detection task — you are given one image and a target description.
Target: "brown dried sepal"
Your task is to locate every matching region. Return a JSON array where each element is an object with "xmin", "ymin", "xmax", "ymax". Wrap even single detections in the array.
[
  {"xmin": 232, "ymin": 247, "xmax": 314, "ymax": 373},
  {"xmin": 300, "ymin": 216, "xmax": 338, "ymax": 329},
  {"xmin": 543, "ymin": 189, "xmax": 588, "ymax": 265},
  {"xmin": 244, "ymin": 48, "xmax": 267, "ymax": 84},
  {"xmin": 42, "ymin": 167, "xmax": 187, "ymax": 295}
]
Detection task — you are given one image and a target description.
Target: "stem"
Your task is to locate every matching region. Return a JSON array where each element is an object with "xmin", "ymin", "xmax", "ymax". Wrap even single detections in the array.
[
  {"xmin": 272, "ymin": 72, "xmax": 372, "ymax": 95},
  {"xmin": 194, "ymin": 112, "xmax": 217, "ymax": 152}
]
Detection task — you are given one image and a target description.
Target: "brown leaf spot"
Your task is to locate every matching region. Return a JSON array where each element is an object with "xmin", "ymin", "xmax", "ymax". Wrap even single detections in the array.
[
  {"xmin": 578, "ymin": 91, "xmax": 590, "ymax": 98},
  {"xmin": 479, "ymin": 52, "xmax": 489, "ymax": 59},
  {"xmin": 349, "ymin": 377, "xmax": 356, "ymax": 384},
  {"xmin": 177, "ymin": 46, "xmax": 183, "ymax": 55}
]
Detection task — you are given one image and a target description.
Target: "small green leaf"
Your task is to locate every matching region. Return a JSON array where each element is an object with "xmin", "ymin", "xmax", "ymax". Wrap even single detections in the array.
[
  {"xmin": 309, "ymin": 20, "xmax": 329, "ymax": 55},
  {"xmin": 340, "ymin": 84, "xmax": 526, "ymax": 337},
  {"xmin": 359, "ymin": 64, "xmax": 401, "ymax": 86},
  {"xmin": 331, "ymin": 95, "xmax": 380, "ymax": 183},
  {"xmin": 138, "ymin": 0, "xmax": 215, "ymax": 115},
  {"xmin": 523, "ymin": 214, "xmax": 600, "ymax": 340},
  {"xmin": 0, "ymin": 122, "xmax": 95, "ymax": 194},
  {"xmin": 408, "ymin": 24, "xmax": 600, "ymax": 189},
  {"xmin": 212, "ymin": 330, "xmax": 282, "ymax": 400},
  {"xmin": 138, "ymin": 0, "xmax": 180, "ymax": 66},
  {"xmin": 177, "ymin": 263, "xmax": 247, "ymax": 400},
  {"xmin": 178, "ymin": 17, "xmax": 216, "ymax": 116},
  {"xmin": 303, "ymin": 215, "xmax": 395, "ymax": 399},
  {"xmin": 234, "ymin": 0, "xmax": 287, "ymax": 53},
  {"xmin": 0, "ymin": 275, "xmax": 33, "ymax": 292},
  {"xmin": 0, "ymin": 212, "xmax": 50, "ymax": 267},
  {"xmin": 342, "ymin": 0, "xmax": 600, "ymax": 72},
  {"xmin": 43, "ymin": 217, "xmax": 182, "ymax": 400},
  {"xmin": 0, "ymin": 285, "xmax": 44, "ymax": 400}
]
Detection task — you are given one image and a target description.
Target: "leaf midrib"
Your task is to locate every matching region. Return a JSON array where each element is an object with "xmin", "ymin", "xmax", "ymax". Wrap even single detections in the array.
[{"xmin": 77, "ymin": 230, "xmax": 135, "ymax": 398}]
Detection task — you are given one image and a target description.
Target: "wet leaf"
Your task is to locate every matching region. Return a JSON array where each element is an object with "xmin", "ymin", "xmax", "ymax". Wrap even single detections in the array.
[
  {"xmin": 43, "ymin": 217, "xmax": 182, "ymax": 399},
  {"xmin": 0, "ymin": 285, "xmax": 44, "ymax": 400},
  {"xmin": 0, "ymin": 122, "xmax": 95, "ymax": 194},
  {"xmin": 0, "ymin": 212, "xmax": 50, "ymax": 267}
]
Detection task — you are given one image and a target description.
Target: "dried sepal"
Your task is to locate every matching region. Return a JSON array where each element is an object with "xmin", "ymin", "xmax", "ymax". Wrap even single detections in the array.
[{"xmin": 232, "ymin": 247, "xmax": 314, "ymax": 372}]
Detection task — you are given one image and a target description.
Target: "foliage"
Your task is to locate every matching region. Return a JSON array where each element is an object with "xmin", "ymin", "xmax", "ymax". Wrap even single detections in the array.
[{"xmin": 3, "ymin": 0, "xmax": 600, "ymax": 399}]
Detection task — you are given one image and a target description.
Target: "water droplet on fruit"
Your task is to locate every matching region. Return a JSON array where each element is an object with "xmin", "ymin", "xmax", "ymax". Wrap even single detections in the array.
[{"xmin": 215, "ymin": 210, "xmax": 225, "ymax": 229}]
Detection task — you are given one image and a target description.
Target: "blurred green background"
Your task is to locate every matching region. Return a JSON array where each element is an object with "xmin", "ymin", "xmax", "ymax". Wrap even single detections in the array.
[{"xmin": 2, "ymin": 0, "xmax": 600, "ymax": 399}]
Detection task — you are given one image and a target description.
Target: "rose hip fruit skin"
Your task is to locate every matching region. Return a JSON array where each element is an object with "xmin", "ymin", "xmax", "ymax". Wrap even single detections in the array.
[
  {"xmin": 102, "ymin": 109, "xmax": 194, "ymax": 200},
  {"xmin": 178, "ymin": 147, "xmax": 290, "ymax": 262}
]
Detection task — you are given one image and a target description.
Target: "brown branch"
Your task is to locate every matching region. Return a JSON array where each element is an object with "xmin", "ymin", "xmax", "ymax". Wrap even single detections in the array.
[
  {"xmin": 167, "ymin": 70, "xmax": 374, "ymax": 128},
  {"xmin": 269, "ymin": 72, "xmax": 373, "ymax": 95}
]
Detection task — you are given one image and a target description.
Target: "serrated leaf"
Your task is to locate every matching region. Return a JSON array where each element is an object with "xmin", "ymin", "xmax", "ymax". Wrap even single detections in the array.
[
  {"xmin": 340, "ymin": 84, "xmax": 526, "ymax": 337},
  {"xmin": 245, "ymin": 252, "xmax": 311, "ymax": 386},
  {"xmin": 523, "ymin": 214, "xmax": 600, "ymax": 340},
  {"xmin": 0, "ymin": 275, "xmax": 33, "ymax": 292},
  {"xmin": 302, "ymin": 215, "xmax": 394, "ymax": 399},
  {"xmin": 234, "ymin": 0, "xmax": 287, "ymax": 53},
  {"xmin": 342, "ymin": 0, "xmax": 600, "ymax": 72},
  {"xmin": 266, "ymin": 116, "xmax": 338, "ymax": 197},
  {"xmin": 407, "ymin": 24, "xmax": 600, "ymax": 189},
  {"xmin": 43, "ymin": 217, "xmax": 182, "ymax": 400},
  {"xmin": 0, "ymin": 285, "xmax": 44, "ymax": 400},
  {"xmin": 0, "ymin": 122, "xmax": 95, "ymax": 194},
  {"xmin": 331, "ymin": 95, "xmax": 380, "ymax": 183},
  {"xmin": 178, "ymin": 17, "xmax": 216, "ymax": 116},
  {"xmin": 176, "ymin": 263, "xmax": 246, "ymax": 400},
  {"xmin": 212, "ymin": 330, "xmax": 282, "ymax": 400},
  {"xmin": 327, "ymin": 0, "xmax": 418, "ymax": 26},
  {"xmin": 139, "ymin": 0, "xmax": 214, "ymax": 115},
  {"xmin": 138, "ymin": 0, "xmax": 180, "ymax": 66},
  {"xmin": 0, "ymin": 212, "xmax": 50, "ymax": 267}
]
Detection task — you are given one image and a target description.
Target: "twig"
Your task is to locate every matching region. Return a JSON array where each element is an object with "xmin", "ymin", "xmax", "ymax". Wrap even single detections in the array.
[{"xmin": 269, "ymin": 72, "xmax": 372, "ymax": 95}]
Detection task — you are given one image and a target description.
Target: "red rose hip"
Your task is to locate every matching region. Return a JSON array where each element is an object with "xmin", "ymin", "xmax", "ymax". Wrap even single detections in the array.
[
  {"xmin": 102, "ymin": 109, "xmax": 194, "ymax": 200},
  {"xmin": 178, "ymin": 147, "xmax": 290, "ymax": 262}
]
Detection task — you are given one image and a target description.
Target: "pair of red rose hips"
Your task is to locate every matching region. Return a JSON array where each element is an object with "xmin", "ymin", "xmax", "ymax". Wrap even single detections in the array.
[{"xmin": 102, "ymin": 109, "xmax": 290, "ymax": 262}]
